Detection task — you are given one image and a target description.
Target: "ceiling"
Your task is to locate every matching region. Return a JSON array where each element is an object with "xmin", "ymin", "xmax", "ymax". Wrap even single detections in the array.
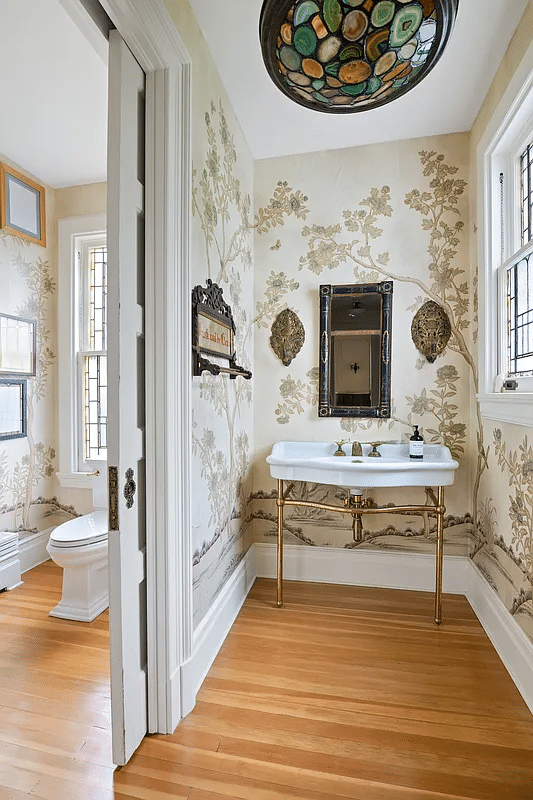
[
  {"xmin": 0, "ymin": 0, "xmax": 108, "ymax": 189},
  {"xmin": 188, "ymin": 0, "xmax": 530, "ymax": 161},
  {"xmin": 0, "ymin": 0, "xmax": 528, "ymax": 188}
]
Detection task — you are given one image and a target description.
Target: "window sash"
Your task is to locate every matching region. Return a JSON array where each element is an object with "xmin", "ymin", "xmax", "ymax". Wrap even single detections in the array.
[
  {"xmin": 506, "ymin": 251, "xmax": 533, "ymax": 375},
  {"xmin": 521, "ymin": 141, "xmax": 533, "ymax": 247},
  {"xmin": 76, "ymin": 237, "xmax": 108, "ymax": 470},
  {"xmin": 78, "ymin": 351, "xmax": 107, "ymax": 469},
  {"xmin": 498, "ymin": 240, "xmax": 533, "ymax": 387}
]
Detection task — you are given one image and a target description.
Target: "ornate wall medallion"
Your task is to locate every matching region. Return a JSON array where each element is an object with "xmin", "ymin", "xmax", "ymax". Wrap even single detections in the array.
[
  {"xmin": 270, "ymin": 308, "xmax": 305, "ymax": 366},
  {"xmin": 411, "ymin": 300, "xmax": 451, "ymax": 363}
]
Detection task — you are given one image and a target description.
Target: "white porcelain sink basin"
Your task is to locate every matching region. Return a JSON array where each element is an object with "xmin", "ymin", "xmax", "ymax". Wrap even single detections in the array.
[{"xmin": 267, "ymin": 441, "xmax": 459, "ymax": 490}]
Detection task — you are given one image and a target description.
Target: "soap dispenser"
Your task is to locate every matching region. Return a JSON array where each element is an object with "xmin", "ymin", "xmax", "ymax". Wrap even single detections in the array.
[{"xmin": 409, "ymin": 425, "xmax": 424, "ymax": 459}]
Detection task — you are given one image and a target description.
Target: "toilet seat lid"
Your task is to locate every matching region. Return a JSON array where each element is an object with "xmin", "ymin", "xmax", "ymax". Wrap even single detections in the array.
[
  {"xmin": 51, "ymin": 530, "xmax": 107, "ymax": 548},
  {"xmin": 50, "ymin": 511, "xmax": 108, "ymax": 548}
]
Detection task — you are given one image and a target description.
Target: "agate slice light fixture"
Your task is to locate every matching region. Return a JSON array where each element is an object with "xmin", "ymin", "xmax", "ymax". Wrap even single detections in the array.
[{"xmin": 259, "ymin": 0, "xmax": 459, "ymax": 113}]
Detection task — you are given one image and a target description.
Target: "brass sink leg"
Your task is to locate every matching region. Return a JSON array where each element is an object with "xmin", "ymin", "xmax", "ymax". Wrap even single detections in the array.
[
  {"xmin": 434, "ymin": 486, "xmax": 445, "ymax": 625},
  {"xmin": 277, "ymin": 478, "xmax": 284, "ymax": 608}
]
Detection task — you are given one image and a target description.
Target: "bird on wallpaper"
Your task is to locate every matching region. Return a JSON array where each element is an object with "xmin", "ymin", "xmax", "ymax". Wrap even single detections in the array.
[{"xmin": 270, "ymin": 239, "xmax": 281, "ymax": 250}]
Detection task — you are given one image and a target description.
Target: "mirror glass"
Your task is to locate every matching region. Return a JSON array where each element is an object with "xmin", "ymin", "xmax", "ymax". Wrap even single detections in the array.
[{"xmin": 319, "ymin": 282, "xmax": 393, "ymax": 418}]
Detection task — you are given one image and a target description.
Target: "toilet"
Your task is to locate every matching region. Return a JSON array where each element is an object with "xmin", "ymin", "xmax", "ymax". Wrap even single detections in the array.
[{"xmin": 46, "ymin": 473, "xmax": 108, "ymax": 622}]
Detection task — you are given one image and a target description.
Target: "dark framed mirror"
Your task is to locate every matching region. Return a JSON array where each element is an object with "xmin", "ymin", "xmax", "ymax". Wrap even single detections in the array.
[{"xmin": 319, "ymin": 282, "xmax": 392, "ymax": 418}]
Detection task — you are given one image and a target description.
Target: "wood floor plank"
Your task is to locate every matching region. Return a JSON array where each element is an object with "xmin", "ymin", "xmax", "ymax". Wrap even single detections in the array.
[
  {"xmin": 172, "ymin": 702, "xmax": 533, "ymax": 795},
  {"xmin": 131, "ymin": 743, "xmax": 475, "ymax": 800},
  {"xmin": 197, "ymin": 685, "xmax": 533, "ymax": 751},
  {"xmin": 0, "ymin": 789, "xmax": 36, "ymax": 800},
  {"xmin": 0, "ymin": 740, "xmax": 115, "ymax": 788},
  {"xmin": 0, "ymin": 687, "xmax": 110, "ymax": 728}
]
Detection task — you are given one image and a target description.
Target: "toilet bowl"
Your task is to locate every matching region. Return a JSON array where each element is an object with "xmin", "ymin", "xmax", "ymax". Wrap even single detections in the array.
[{"xmin": 47, "ymin": 474, "xmax": 108, "ymax": 622}]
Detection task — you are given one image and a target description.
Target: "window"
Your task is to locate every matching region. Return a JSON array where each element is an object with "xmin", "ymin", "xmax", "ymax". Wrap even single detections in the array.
[
  {"xmin": 57, "ymin": 215, "xmax": 107, "ymax": 488},
  {"xmin": 477, "ymin": 53, "xmax": 533, "ymax": 427},
  {"xmin": 78, "ymin": 239, "xmax": 108, "ymax": 468},
  {"xmin": 497, "ymin": 138, "xmax": 533, "ymax": 387}
]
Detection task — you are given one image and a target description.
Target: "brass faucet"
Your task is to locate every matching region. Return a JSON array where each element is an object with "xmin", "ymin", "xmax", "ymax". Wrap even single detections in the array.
[{"xmin": 351, "ymin": 441, "xmax": 362, "ymax": 457}]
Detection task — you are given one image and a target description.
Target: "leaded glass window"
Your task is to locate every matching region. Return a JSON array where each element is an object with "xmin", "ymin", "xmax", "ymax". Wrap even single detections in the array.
[
  {"xmin": 520, "ymin": 142, "xmax": 533, "ymax": 246},
  {"xmin": 504, "ymin": 141, "xmax": 533, "ymax": 378},
  {"xmin": 507, "ymin": 251, "xmax": 533, "ymax": 376},
  {"xmin": 78, "ymin": 241, "xmax": 108, "ymax": 465}
]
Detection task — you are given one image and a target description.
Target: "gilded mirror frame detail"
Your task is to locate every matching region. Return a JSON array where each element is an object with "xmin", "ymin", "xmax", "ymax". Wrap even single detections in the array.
[{"xmin": 319, "ymin": 282, "xmax": 393, "ymax": 418}]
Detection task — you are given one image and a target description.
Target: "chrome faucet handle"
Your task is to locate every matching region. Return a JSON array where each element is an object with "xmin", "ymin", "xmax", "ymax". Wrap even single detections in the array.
[{"xmin": 333, "ymin": 439, "xmax": 348, "ymax": 456}]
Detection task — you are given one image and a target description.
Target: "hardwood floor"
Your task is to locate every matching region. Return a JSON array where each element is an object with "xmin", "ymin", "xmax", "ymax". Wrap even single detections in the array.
[{"xmin": 1, "ymin": 565, "xmax": 532, "ymax": 799}]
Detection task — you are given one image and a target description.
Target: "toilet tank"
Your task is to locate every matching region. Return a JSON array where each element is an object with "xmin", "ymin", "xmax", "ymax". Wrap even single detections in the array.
[{"xmin": 92, "ymin": 471, "xmax": 108, "ymax": 509}]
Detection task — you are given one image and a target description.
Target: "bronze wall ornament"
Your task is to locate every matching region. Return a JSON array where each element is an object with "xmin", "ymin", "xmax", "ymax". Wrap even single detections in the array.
[
  {"xmin": 270, "ymin": 308, "xmax": 305, "ymax": 366},
  {"xmin": 411, "ymin": 300, "xmax": 451, "ymax": 363}
]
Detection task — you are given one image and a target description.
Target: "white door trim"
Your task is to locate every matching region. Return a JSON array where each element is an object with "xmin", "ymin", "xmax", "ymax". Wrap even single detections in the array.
[{"xmin": 99, "ymin": 0, "xmax": 192, "ymax": 734}]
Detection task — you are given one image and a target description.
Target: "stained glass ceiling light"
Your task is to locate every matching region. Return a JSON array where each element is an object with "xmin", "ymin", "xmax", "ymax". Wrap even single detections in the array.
[{"xmin": 259, "ymin": 0, "xmax": 459, "ymax": 113}]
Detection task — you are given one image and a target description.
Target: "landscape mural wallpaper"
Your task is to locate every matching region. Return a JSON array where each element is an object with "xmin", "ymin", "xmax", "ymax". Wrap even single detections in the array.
[
  {"xmin": 0, "ymin": 192, "xmax": 72, "ymax": 539},
  {"xmin": 190, "ymin": 101, "xmax": 319, "ymax": 627},
  {"xmin": 190, "ymin": 100, "xmax": 255, "ymax": 628}
]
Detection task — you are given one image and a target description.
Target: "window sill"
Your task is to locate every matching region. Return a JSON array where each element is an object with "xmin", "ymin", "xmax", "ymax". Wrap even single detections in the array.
[
  {"xmin": 56, "ymin": 472, "xmax": 99, "ymax": 490},
  {"xmin": 477, "ymin": 393, "xmax": 533, "ymax": 428}
]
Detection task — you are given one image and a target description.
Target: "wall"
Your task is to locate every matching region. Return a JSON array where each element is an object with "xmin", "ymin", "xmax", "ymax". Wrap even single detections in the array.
[
  {"xmin": 470, "ymin": 4, "xmax": 533, "ymax": 645},
  {"xmin": 55, "ymin": 182, "xmax": 106, "ymax": 220},
  {"xmin": 163, "ymin": 0, "xmax": 256, "ymax": 630},
  {"xmin": 252, "ymin": 134, "xmax": 475, "ymax": 561},
  {"xmin": 0, "ymin": 168, "xmax": 107, "ymax": 539},
  {"xmin": 0, "ymin": 158, "xmax": 61, "ymax": 535}
]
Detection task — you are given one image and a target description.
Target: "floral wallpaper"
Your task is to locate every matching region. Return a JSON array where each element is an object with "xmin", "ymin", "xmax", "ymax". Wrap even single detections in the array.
[
  {"xmin": 252, "ymin": 135, "xmax": 476, "ymax": 557},
  {"xmin": 0, "ymin": 185, "xmax": 60, "ymax": 537}
]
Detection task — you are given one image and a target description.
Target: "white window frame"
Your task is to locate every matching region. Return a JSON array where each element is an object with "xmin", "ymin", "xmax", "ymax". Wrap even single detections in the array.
[
  {"xmin": 57, "ymin": 214, "xmax": 107, "ymax": 488},
  {"xmin": 77, "ymin": 235, "xmax": 107, "ymax": 472},
  {"xmin": 477, "ymin": 41, "xmax": 533, "ymax": 427}
]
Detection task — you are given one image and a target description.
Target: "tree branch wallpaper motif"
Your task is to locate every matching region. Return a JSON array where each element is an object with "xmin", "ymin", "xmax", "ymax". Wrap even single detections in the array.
[
  {"xmin": 252, "ymin": 139, "xmax": 474, "ymax": 556},
  {"xmin": 0, "ymin": 229, "xmax": 57, "ymax": 534}
]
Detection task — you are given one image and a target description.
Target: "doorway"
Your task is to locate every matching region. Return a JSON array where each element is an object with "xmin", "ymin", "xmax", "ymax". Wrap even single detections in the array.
[{"xmin": 0, "ymin": 0, "xmax": 192, "ymax": 765}]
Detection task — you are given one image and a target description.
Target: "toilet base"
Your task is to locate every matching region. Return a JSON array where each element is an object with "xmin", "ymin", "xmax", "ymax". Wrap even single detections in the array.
[
  {"xmin": 49, "ymin": 593, "xmax": 108, "ymax": 622},
  {"xmin": 47, "ymin": 536, "xmax": 109, "ymax": 623}
]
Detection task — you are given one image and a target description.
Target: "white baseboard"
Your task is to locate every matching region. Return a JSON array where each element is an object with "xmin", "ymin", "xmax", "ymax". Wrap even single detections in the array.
[
  {"xmin": 0, "ymin": 531, "xmax": 21, "ymax": 590},
  {"xmin": 180, "ymin": 547, "xmax": 256, "ymax": 717},
  {"xmin": 254, "ymin": 542, "xmax": 470, "ymax": 594},
  {"xmin": 466, "ymin": 561, "xmax": 533, "ymax": 715},
  {"xmin": 0, "ymin": 557, "xmax": 22, "ymax": 590},
  {"xmin": 18, "ymin": 528, "xmax": 53, "ymax": 574}
]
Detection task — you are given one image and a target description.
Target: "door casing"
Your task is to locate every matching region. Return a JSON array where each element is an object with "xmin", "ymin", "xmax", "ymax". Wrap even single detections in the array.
[{"xmin": 99, "ymin": 0, "xmax": 192, "ymax": 735}]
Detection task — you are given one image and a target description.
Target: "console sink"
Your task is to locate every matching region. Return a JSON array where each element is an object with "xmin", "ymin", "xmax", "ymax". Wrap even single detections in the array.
[{"xmin": 266, "ymin": 441, "xmax": 459, "ymax": 490}]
